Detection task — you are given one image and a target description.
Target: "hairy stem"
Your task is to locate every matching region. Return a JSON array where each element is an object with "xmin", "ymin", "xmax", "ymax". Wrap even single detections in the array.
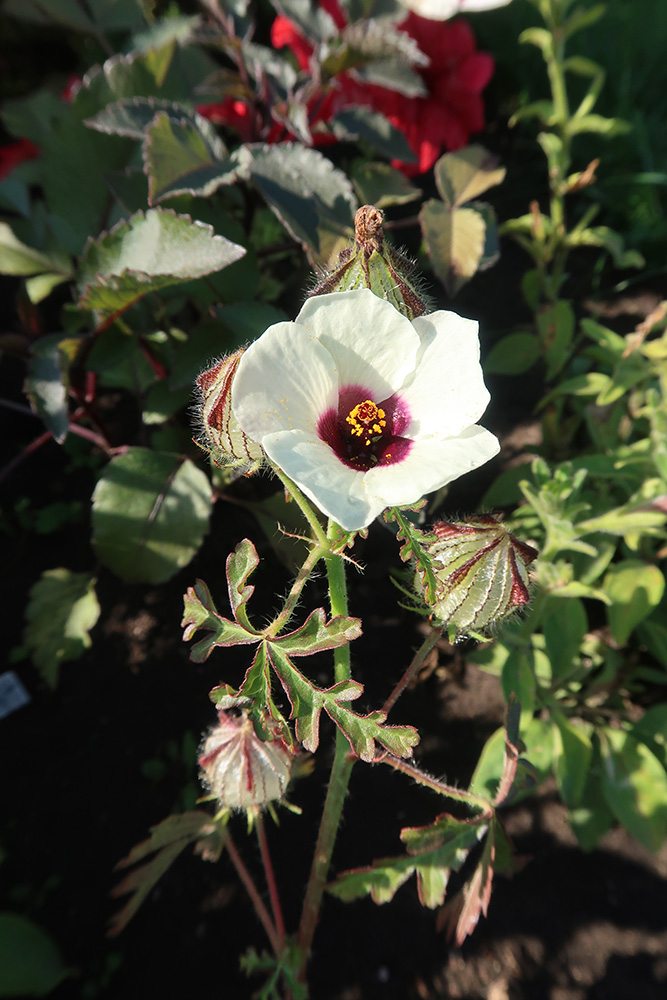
[
  {"xmin": 381, "ymin": 624, "xmax": 443, "ymax": 717},
  {"xmin": 296, "ymin": 520, "xmax": 355, "ymax": 979},
  {"xmin": 378, "ymin": 755, "xmax": 491, "ymax": 814}
]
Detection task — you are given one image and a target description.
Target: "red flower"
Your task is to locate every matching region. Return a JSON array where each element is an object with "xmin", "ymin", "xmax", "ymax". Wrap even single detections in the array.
[
  {"xmin": 0, "ymin": 138, "xmax": 40, "ymax": 181},
  {"xmin": 271, "ymin": 6, "xmax": 494, "ymax": 174},
  {"xmin": 197, "ymin": 97, "xmax": 257, "ymax": 143}
]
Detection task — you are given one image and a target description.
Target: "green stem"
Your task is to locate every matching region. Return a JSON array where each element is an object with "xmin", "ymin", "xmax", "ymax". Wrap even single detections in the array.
[
  {"xmin": 266, "ymin": 543, "xmax": 327, "ymax": 638},
  {"xmin": 296, "ymin": 520, "xmax": 355, "ymax": 979},
  {"xmin": 381, "ymin": 625, "xmax": 443, "ymax": 717},
  {"xmin": 378, "ymin": 754, "xmax": 492, "ymax": 814},
  {"xmin": 270, "ymin": 462, "xmax": 329, "ymax": 549}
]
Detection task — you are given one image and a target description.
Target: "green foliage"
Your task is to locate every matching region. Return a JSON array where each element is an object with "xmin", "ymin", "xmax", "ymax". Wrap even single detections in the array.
[
  {"xmin": 23, "ymin": 569, "xmax": 100, "ymax": 687},
  {"xmin": 0, "ymin": 913, "xmax": 70, "ymax": 997}
]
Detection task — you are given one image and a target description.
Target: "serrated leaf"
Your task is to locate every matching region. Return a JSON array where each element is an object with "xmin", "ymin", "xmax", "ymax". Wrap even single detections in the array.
[
  {"xmin": 330, "ymin": 816, "xmax": 481, "ymax": 909},
  {"xmin": 603, "ymin": 560, "xmax": 665, "ymax": 646},
  {"xmin": 182, "ymin": 579, "xmax": 258, "ymax": 661},
  {"xmin": 144, "ymin": 111, "xmax": 237, "ymax": 204},
  {"xmin": 0, "ymin": 913, "xmax": 70, "ymax": 997},
  {"xmin": 109, "ymin": 811, "xmax": 220, "ymax": 936},
  {"xmin": 332, "ymin": 107, "xmax": 416, "ymax": 163},
  {"xmin": 600, "ymin": 728, "xmax": 667, "ymax": 851},
  {"xmin": 78, "ymin": 208, "xmax": 246, "ymax": 316},
  {"xmin": 246, "ymin": 144, "xmax": 357, "ymax": 254},
  {"xmin": 267, "ymin": 643, "xmax": 417, "ymax": 759},
  {"xmin": 24, "ymin": 569, "xmax": 100, "ymax": 687},
  {"xmin": 420, "ymin": 199, "xmax": 486, "ymax": 297},
  {"xmin": 433, "ymin": 145, "xmax": 506, "ymax": 210},
  {"xmin": 273, "ymin": 608, "xmax": 362, "ymax": 656},
  {"xmin": 484, "ymin": 332, "xmax": 542, "ymax": 376},
  {"xmin": 92, "ymin": 448, "xmax": 212, "ymax": 583},
  {"xmin": 267, "ymin": 642, "xmax": 363, "ymax": 753},
  {"xmin": 85, "ymin": 96, "xmax": 198, "ymax": 138}
]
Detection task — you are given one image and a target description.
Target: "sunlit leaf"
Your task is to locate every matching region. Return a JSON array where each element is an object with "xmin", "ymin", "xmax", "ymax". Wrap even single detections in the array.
[
  {"xmin": 420, "ymin": 199, "xmax": 486, "ymax": 297},
  {"xmin": 603, "ymin": 560, "xmax": 665, "ymax": 646},
  {"xmin": 78, "ymin": 208, "xmax": 246, "ymax": 316},
  {"xmin": 144, "ymin": 112, "xmax": 237, "ymax": 204},
  {"xmin": 433, "ymin": 145, "xmax": 506, "ymax": 209},
  {"xmin": 92, "ymin": 448, "xmax": 212, "ymax": 583},
  {"xmin": 600, "ymin": 727, "xmax": 667, "ymax": 851}
]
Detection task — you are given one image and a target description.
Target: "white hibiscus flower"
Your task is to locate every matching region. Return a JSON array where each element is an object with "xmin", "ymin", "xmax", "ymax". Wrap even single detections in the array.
[
  {"xmin": 399, "ymin": 0, "xmax": 512, "ymax": 19},
  {"xmin": 232, "ymin": 289, "xmax": 499, "ymax": 532}
]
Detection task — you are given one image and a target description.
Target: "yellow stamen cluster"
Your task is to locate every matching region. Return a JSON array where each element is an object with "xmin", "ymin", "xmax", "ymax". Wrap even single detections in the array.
[{"xmin": 345, "ymin": 400, "xmax": 386, "ymax": 447}]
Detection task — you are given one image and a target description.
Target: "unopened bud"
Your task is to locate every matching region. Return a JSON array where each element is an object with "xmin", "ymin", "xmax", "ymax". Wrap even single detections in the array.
[
  {"xmin": 309, "ymin": 205, "xmax": 429, "ymax": 320},
  {"xmin": 195, "ymin": 350, "xmax": 263, "ymax": 472},
  {"xmin": 424, "ymin": 514, "xmax": 538, "ymax": 633},
  {"xmin": 199, "ymin": 710, "xmax": 294, "ymax": 811}
]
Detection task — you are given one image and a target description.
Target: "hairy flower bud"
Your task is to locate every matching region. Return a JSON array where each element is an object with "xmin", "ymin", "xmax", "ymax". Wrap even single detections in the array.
[
  {"xmin": 309, "ymin": 205, "xmax": 429, "ymax": 320},
  {"xmin": 195, "ymin": 350, "xmax": 263, "ymax": 472},
  {"xmin": 199, "ymin": 710, "xmax": 294, "ymax": 811},
  {"xmin": 424, "ymin": 514, "xmax": 538, "ymax": 632}
]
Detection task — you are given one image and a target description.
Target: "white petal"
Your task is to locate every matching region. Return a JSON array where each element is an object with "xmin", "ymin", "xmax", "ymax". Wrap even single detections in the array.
[
  {"xmin": 361, "ymin": 426, "xmax": 500, "ymax": 507},
  {"xmin": 232, "ymin": 321, "xmax": 338, "ymax": 440},
  {"xmin": 296, "ymin": 289, "xmax": 419, "ymax": 399},
  {"xmin": 399, "ymin": 311, "xmax": 490, "ymax": 438},
  {"xmin": 266, "ymin": 430, "xmax": 381, "ymax": 530}
]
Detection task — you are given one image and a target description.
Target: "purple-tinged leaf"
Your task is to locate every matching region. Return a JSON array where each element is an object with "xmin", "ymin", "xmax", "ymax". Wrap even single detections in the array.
[
  {"xmin": 437, "ymin": 826, "xmax": 495, "ymax": 945},
  {"xmin": 237, "ymin": 643, "xmax": 290, "ymax": 738},
  {"xmin": 109, "ymin": 811, "xmax": 221, "ymax": 936},
  {"xmin": 494, "ymin": 695, "xmax": 522, "ymax": 807},
  {"xmin": 273, "ymin": 607, "xmax": 362, "ymax": 656},
  {"xmin": 328, "ymin": 817, "xmax": 481, "ymax": 909},
  {"xmin": 226, "ymin": 538, "xmax": 260, "ymax": 629},
  {"xmin": 182, "ymin": 579, "xmax": 258, "ymax": 661},
  {"xmin": 268, "ymin": 643, "xmax": 418, "ymax": 761},
  {"xmin": 268, "ymin": 641, "xmax": 362, "ymax": 753}
]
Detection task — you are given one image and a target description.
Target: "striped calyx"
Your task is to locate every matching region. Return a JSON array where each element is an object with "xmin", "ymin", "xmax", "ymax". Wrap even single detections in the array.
[
  {"xmin": 309, "ymin": 205, "xmax": 428, "ymax": 320},
  {"xmin": 195, "ymin": 350, "xmax": 263, "ymax": 472},
  {"xmin": 199, "ymin": 710, "xmax": 294, "ymax": 811},
  {"xmin": 426, "ymin": 514, "xmax": 538, "ymax": 632}
]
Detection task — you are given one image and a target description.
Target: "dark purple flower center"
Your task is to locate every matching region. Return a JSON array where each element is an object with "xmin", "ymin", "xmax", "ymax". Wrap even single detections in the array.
[{"xmin": 317, "ymin": 383, "xmax": 413, "ymax": 471}]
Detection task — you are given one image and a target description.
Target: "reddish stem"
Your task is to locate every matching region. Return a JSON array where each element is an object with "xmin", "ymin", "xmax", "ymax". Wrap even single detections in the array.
[
  {"xmin": 225, "ymin": 830, "xmax": 281, "ymax": 956},
  {"xmin": 256, "ymin": 813, "xmax": 286, "ymax": 948}
]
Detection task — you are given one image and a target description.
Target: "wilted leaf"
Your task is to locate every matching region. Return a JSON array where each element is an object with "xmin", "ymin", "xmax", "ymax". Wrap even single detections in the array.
[
  {"xmin": 437, "ymin": 825, "xmax": 495, "ymax": 945},
  {"xmin": 92, "ymin": 448, "xmax": 212, "ymax": 583},
  {"xmin": 0, "ymin": 913, "xmax": 70, "ymax": 997},
  {"xmin": 24, "ymin": 569, "xmax": 100, "ymax": 687},
  {"xmin": 78, "ymin": 208, "xmax": 246, "ymax": 316},
  {"xmin": 109, "ymin": 812, "xmax": 220, "ymax": 936}
]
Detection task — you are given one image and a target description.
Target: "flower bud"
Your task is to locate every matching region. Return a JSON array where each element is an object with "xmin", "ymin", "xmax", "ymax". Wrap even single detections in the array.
[
  {"xmin": 195, "ymin": 350, "xmax": 263, "ymax": 472},
  {"xmin": 424, "ymin": 514, "xmax": 538, "ymax": 633},
  {"xmin": 309, "ymin": 205, "xmax": 429, "ymax": 320},
  {"xmin": 199, "ymin": 710, "xmax": 294, "ymax": 811}
]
